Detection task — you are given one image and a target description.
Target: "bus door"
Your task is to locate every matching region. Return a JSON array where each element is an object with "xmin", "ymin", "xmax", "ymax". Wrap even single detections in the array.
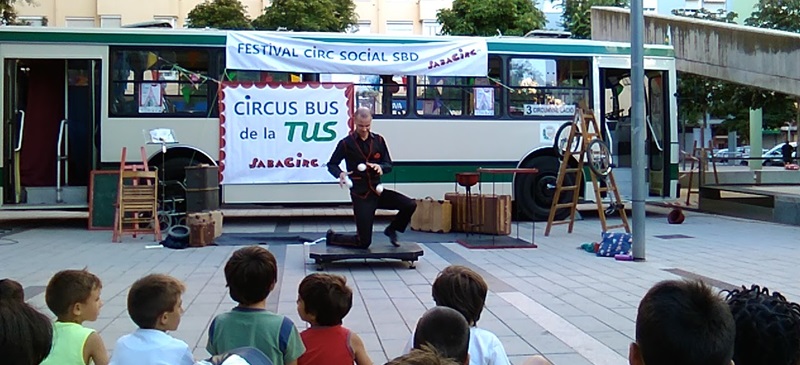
[
  {"xmin": 3, "ymin": 58, "xmax": 100, "ymax": 206},
  {"xmin": 599, "ymin": 67, "xmax": 670, "ymax": 198}
]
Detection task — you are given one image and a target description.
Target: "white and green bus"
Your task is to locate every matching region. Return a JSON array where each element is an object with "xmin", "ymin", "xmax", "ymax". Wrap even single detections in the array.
[{"xmin": 0, "ymin": 27, "xmax": 677, "ymax": 220}]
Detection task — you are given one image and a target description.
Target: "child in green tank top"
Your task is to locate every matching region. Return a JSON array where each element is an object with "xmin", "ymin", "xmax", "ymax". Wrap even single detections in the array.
[{"xmin": 40, "ymin": 269, "xmax": 109, "ymax": 365}]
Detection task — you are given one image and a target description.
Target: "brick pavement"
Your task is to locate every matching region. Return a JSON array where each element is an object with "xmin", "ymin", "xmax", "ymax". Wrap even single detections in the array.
[{"xmin": 2, "ymin": 207, "xmax": 799, "ymax": 365}]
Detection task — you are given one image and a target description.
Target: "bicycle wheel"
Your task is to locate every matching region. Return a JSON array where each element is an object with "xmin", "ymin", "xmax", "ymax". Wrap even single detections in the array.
[
  {"xmin": 586, "ymin": 139, "xmax": 612, "ymax": 177},
  {"xmin": 553, "ymin": 121, "xmax": 582, "ymax": 158},
  {"xmin": 157, "ymin": 212, "xmax": 173, "ymax": 231}
]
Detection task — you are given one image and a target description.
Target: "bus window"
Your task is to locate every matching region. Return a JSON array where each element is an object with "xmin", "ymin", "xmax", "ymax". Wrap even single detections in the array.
[
  {"xmin": 322, "ymin": 74, "xmax": 408, "ymax": 117},
  {"xmin": 507, "ymin": 57, "xmax": 590, "ymax": 118},
  {"xmin": 415, "ymin": 56, "xmax": 501, "ymax": 118},
  {"xmin": 110, "ymin": 48, "xmax": 211, "ymax": 117}
]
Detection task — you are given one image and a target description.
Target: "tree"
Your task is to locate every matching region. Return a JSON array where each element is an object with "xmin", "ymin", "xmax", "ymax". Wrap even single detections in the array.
[
  {"xmin": 187, "ymin": 0, "xmax": 253, "ymax": 30},
  {"xmin": 558, "ymin": 0, "xmax": 627, "ymax": 39},
  {"xmin": 1, "ymin": 0, "xmax": 33, "ymax": 25},
  {"xmin": 436, "ymin": 0, "xmax": 545, "ymax": 36},
  {"xmin": 671, "ymin": 9, "xmax": 738, "ymax": 128},
  {"xmin": 745, "ymin": 0, "xmax": 800, "ymax": 32},
  {"xmin": 252, "ymin": 0, "xmax": 357, "ymax": 32},
  {"xmin": 670, "ymin": 4, "xmax": 800, "ymax": 140}
]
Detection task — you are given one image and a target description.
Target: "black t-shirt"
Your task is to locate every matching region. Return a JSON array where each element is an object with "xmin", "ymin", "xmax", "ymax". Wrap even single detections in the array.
[{"xmin": 782, "ymin": 143, "xmax": 793, "ymax": 162}]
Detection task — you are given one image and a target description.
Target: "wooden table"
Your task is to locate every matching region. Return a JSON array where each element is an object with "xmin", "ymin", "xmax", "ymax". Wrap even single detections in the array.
[{"xmin": 476, "ymin": 168, "xmax": 539, "ymax": 247}]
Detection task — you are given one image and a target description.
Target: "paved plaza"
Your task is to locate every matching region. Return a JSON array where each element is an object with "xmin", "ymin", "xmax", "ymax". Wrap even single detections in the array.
[{"xmin": 2, "ymin": 206, "xmax": 799, "ymax": 365}]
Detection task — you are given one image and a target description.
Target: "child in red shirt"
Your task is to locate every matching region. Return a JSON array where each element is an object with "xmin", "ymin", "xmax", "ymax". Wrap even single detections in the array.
[{"xmin": 296, "ymin": 273, "xmax": 372, "ymax": 365}]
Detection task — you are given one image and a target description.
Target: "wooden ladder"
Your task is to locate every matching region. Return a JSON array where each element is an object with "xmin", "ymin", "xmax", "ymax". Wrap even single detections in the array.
[{"xmin": 544, "ymin": 108, "xmax": 630, "ymax": 235}]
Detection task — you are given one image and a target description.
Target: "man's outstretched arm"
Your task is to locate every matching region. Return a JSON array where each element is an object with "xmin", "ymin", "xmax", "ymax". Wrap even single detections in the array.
[{"xmin": 327, "ymin": 140, "xmax": 346, "ymax": 178}]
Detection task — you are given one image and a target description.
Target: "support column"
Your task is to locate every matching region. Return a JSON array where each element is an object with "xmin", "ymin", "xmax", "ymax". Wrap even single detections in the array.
[{"xmin": 750, "ymin": 108, "xmax": 763, "ymax": 170}]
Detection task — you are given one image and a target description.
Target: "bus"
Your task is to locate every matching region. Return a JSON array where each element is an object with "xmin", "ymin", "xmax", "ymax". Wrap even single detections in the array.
[{"xmin": 0, "ymin": 27, "xmax": 677, "ymax": 221}]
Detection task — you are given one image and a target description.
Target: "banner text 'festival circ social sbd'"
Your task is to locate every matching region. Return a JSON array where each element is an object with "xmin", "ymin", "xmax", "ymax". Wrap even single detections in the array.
[{"xmin": 225, "ymin": 32, "xmax": 488, "ymax": 77}]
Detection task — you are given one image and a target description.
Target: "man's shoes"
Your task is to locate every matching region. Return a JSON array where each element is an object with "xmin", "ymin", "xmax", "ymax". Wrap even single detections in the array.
[
  {"xmin": 384, "ymin": 227, "xmax": 400, "ymax": 247},
  {"xmin": 326, "ymin": 229, "xmax": 335, "ymax": 244}
]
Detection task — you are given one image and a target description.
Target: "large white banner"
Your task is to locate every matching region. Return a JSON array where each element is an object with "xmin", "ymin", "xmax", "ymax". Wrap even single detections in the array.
[
  {"xmin": 226, "ymin": 32, "xmax": 488, "ymax": 77},
  {"xmin": 219, "ymin": 83, "xmax": 353, "ymax": 184}
]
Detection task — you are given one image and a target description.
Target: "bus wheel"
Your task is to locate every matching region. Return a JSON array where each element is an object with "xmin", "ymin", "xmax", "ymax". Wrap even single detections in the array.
[{"xmin": 516, "ymin": 156, "xmax": 574, "ymax": 221}]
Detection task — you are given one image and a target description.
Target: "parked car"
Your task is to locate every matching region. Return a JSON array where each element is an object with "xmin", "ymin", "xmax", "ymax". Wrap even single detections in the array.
[
  {"xmin": 764, "ymin": 142, "xmax": 798, "ymax": 166},
  {"xmin": 714, "ymin": 146, "xmax": 768, "ymax": 165}
]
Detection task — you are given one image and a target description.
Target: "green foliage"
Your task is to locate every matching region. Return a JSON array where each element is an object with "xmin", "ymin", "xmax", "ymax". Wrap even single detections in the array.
[
  {"xmin": 436, "ymin": 0, "xmax": 545, "ymax": 36},
  {"xmin": 252, "ymin": 0, "xmax": 357, "ymax": 32},
  {"xmin": 671, "ymin": 6, "xmax": 798, "ymax": 139},
  {"xmin": 746, "ymin": 0, "xmax": 800, "ymax": 32},
  {"xmin": 187, "ymin": 0, "xmax": 253, "ymax": 30},
  {"xmin": 1, "ymin": 0, "xmax": 33, "ymax": 25},
  {"xmin": 672, "ymin": 8, "xmax": 738, "ymax": 127},
  {"xmin": 558, "ymin": 0, "xmax": 627, "ymax": 39}
]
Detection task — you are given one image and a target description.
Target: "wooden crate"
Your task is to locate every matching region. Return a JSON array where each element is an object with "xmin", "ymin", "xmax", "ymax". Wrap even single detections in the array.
[{"xmin": 444, "ymin": 193, "xmax": 511, "ymax": 235}]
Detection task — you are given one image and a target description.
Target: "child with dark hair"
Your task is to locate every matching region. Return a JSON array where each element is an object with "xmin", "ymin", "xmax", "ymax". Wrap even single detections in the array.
[
  {"xmin": 109, "ymin": 274, "xmax": 194, "ymax": 365},
  {"xmin": 386, "ymin": 346, "xmax": 462, "ymax": 365},
  {"xmin": 404, "ymin": 265, "xmax": 510, "ymax": 365},
  {"xmin": 0, "ymin": 279, "xmax": 53, "ymax": 365},
  {"xmin": 207, "ymin": 246, "xmax": 305, "ymax": 365},
  {"xmin": 412, "ymin": 306, "xmax": 470, "ymax": 365},
  {"xmin": 296, "ymin": 273, "xmax": 371, "ymax": 365},
  {"xmin": 630, "ymin": 279, "xmax": 735, "ymax": 365},
  {"xmin": 0, "ymin": 278, "xmax": 24, "ymax": 302},
  {"xmin": 40, "ymin": 269, "xmax": 109, "ymax": 365},
  {"xmin": 724, "ymin": 284, "xmax": 800, "ymax": 365}
]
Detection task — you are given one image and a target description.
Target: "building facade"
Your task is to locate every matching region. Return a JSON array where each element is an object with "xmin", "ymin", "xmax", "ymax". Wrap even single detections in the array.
[
  {"xmin": 14, "ymin": 0, "xmax": 760, "ymax": 33},
  {"xmin": 15, "ymin": 0, "xmax": 448, "ymax": 34}
]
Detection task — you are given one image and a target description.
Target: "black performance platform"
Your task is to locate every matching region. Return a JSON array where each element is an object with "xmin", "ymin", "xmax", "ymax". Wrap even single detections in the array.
[{"xmin": 309, "ymin": 243, "xmax": 424, "ymax": 270}]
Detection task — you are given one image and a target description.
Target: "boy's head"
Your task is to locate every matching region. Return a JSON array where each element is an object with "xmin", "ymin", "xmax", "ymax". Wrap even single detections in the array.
[
  {"xmin": 127, "ymin": 274, "xmax": 185, "ymax": 331},
  {"xmin": 0, "ymin": 278, "xmax": 24, "ymax": 303},
  {"xmin": 631, "ymin": 279, "xmax": 735, "ymax": 365},
  {"xmin": 44, "ymin": 269, "xmax": 103, "ymax": 322},
  {"xmin": 724, "ymin": 284, "xmax": 800, "ymax": 365},
  {"xmin": 431, "ymin": 265, "xmax": 487, "ymax": 325},
  {"xmin": 224, "ymin": 246, "xmax": 277, "ymax": 306},
  {"xmin": 413, "ymin": 306, "xmax": 470, "ymax": 365},
  {"xmin": 297, "ymin": 273, "xmax": 352, "ymax": 326},
  {"xmin": 386, "ymin": 346, "xmax": 462, "ymax": 365}
]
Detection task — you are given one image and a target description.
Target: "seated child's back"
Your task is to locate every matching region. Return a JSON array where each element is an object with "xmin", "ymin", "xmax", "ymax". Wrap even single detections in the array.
[
  {"xmin": 296, "ymin": 273, "xmax": 371, "ymax": 365},
  {"xmin": 109, "ymin": 274, "xmax": 194, "ymax": 365},
  {"xmin": 40, "ymin": 269, "xmax": 109, "ymax": 365},
  {"xmin": 207, "ymin": 246, "xmax": 305, "ymax": 365},
  {"xmin": 404, "ymin": 265, "xmax": 510, "ymax": 365}
]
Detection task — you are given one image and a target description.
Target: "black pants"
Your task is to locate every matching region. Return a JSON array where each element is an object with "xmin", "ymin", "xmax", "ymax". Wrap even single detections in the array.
[{"xmin": 330, "ymin": 189, "xmax": 416, "ymax": 248}]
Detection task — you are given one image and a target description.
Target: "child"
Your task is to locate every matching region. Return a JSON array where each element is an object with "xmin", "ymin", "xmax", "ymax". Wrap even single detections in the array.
[
  {"xmin": 0, "ymin": 278, "xmax": 24, "ymax": 302},
  {"xmin": 207, "ymin": 246, "xmax": 305, "ymax": 365},
  {"xmin": 0, "ymin": 278, "xmax": 54, "ymax": 365},
  {"xmin": 387, "ymin": 346, "xmax": 462, "ymax": 365},
  {"xmin": 109, "ymin": 274, "xmax": 194, "ymax": 365},
  {"xmin": 40, "ymin": 269, "xmax": 109, "ymax": 365},
  {"xmin": 724, "ymin": 284, "xmax": 800, "ymax": 365},
  {"xmin": 412, "ymin": 306, "xmax": 470, "ymax": 365},
  {"xmin": 296, "ymin": 273, "xmax": 371, "ymax": 365},
  {"xmin": 630, "ymin": 279, "xmax": 735, "ymax": 365},
  {"xmin": 404, "ymin": 265, "xmax": 510, "ymax": 365}
]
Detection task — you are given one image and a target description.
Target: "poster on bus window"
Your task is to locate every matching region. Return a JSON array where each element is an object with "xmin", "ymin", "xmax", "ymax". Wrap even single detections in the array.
[
  {"xmin": 139, "ymin": 83, "xmax": 163, "ymax": 113},
  {"xmin": 219, "ymin": 83, "xmax": 354, "ymax": 184}
]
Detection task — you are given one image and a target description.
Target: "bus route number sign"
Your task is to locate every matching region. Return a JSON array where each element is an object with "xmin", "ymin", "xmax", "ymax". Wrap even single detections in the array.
[{"xmin": 523, "ymin": 104, "xmax": 576, "ymax": 116}]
